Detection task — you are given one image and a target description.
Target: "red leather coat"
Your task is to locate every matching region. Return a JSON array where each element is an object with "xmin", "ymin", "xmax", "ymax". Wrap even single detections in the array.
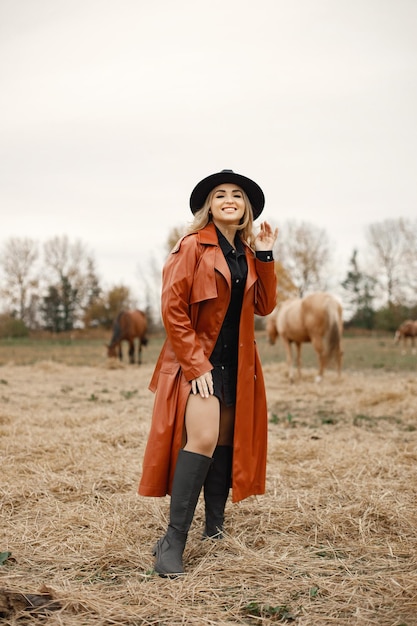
[{"xmin": 138, "ymin": 222, "xmax": 277, "ymax": 502}]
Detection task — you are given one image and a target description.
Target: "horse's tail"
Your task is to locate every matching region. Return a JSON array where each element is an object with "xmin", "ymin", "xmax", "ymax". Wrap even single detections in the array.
[
  {"xmin": 134, "ymin": 310, "xmax": 149, "ymax": 345},
  {"xmin": 266, "ymin": 308, "xmax": 279, "ymax": 345},
  {"xmin": 324, "ymin": 300, "xmax": 342, "ymax": 363}
]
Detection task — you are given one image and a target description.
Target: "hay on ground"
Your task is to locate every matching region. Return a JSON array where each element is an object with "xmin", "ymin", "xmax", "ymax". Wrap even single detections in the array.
[{"xmin": 0, "ymin": 361, "xmax": 416, "ymax": 625}]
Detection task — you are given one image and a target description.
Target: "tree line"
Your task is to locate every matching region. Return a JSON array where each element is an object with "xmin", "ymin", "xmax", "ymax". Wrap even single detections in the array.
[
  {"xmin": 0, "ymin": 218, "xmax": 416, "ymax": 337},
  {"xmin": 0, "ymin": 235, "xmax": 136, "ymax": 336},
  {"xmin": 273, "ymin": 217, "xmax": 417, "ymax": 330}
]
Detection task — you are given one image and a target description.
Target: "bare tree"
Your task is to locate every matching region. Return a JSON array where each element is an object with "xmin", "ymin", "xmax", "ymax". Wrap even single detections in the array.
[
  {"xmin": 136, "ymin": 226, "xmax": 188, "ymax": 328},
  {"xmin": 166, "ymin": 224, "xmax": 187, "ymax": 254},
  {"xmin": 399, "ymin": 219, "xmax": 417, "ymax": 300},
  {"xmin": 43, "ymin": 236, "xmax": 88, "ymax": 284},
  {"xmin": 365, "ymin": 218, "xmax": 417, "ymax": 307},
  {"xmin": 42, "ymin": 235, "xmax": 101, "ymax": 328},
  {"xmin": 83, "ymin": 284, "xmax": 133, "ymax": 328},
  {"xmin": 341, "ymin": 249, "xmax": 376, "ymax": 328},
  {"xmin": 0, "ymin": 237, "xmax": 39, "ymax": 323},
  {"xmin": 274, "ymin": 261, "xmax": 298, "ymax": 303},
  {"xmin": 137, "ymin": 255, "xmax": 163, "ymax": 328},
  {"xmin": 274, "ymin": 221, "xmax": 332, "ymax": 296}
]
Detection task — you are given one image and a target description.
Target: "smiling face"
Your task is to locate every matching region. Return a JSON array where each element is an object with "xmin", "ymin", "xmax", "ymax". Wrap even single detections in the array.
[{"xmin": 209, "ymin": 183, "xmax": 246, "ymax": 229}]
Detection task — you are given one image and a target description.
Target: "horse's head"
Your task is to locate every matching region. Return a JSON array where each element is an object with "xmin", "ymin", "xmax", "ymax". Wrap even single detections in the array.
[{"xmin": 106, "ymin": 343, "xmax": 117, "ymax": 358}]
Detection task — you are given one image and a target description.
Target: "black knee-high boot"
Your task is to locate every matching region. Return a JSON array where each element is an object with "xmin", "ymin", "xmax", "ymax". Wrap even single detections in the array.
[
  {"xmin": 153, "ymin": 449, "xmax": 212, "ymax": 576},
  {"xmin": 203, "ymin": 445, "xmax": 233, "ymax": 539}
]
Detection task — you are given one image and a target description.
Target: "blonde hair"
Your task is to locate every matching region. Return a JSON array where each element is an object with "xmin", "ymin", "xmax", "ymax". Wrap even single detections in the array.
[{"xmin": 185, "ymin": 188, "xmax": 256, "ymax": 249}]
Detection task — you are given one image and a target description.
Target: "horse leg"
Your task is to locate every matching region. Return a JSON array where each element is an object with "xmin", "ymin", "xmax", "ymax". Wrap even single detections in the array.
[
  {"xmin": 128, "ymin": 341, "xmax": 135, "ymax": 364},
  {"xmin": 118, "ymin": 343, "xmax": 122, "ymax": 362},
  {"xmin": 283, "ymin": 339, "xmax": 294, "ymax": 383},
  {"xmin": 336, "ymin": 345, "xmax": 343, "ymax": 377},
  {"xmin": 316, "ymin": 345, "xmax": 326, "ymax": 383},
  {"xmin": 311, "ymin": 338, "xmax": 325, "ymax": 383},
  {"xmin": 295, "ymin": 343, "xmax": 302, "ymax": 380},
  {"xmin": 316, "ymin": 355, "xmax": 325, "ymax": 383},
  {"xmin": 138, "ymin": 340, "xmax": 142, "ymax": 365}
]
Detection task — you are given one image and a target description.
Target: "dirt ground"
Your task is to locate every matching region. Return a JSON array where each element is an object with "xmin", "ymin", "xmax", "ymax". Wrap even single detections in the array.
[{"xmin": 0, "ymin": 359, "xmax": 416, "ymax": 625}]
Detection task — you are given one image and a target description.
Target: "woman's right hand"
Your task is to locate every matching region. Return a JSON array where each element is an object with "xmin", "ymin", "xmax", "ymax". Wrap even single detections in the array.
[{"xmin": 191, "ymin": 371, "xmax": 214, "ymax": 398}]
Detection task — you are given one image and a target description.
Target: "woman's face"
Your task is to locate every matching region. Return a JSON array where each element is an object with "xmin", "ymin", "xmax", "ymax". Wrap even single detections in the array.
[{"xmin": 209, "ymin": 183, "xmax": 246, "ymax": 227}]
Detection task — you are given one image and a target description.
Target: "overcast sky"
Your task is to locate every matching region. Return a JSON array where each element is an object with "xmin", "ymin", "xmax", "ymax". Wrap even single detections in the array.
[{"xmin": 1, "ymin": 0, "xmax": 416, "ymax": 305}]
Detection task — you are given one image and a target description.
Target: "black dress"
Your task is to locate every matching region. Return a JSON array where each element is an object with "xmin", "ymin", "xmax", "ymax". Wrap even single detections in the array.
[{"xmin": 210, "ymin": 228, "xmax": 248, "ymax": 406}]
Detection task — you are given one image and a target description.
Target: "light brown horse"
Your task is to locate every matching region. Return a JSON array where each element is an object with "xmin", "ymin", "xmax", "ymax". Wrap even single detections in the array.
[
  {"xmin": 266, "ymin": 292, "xmax": 343, "ymax": 382},
  {"xmin": 394, "ymin": 319, "xmax": 417, "ymax": 355},
  {"xmin": 107, "ymin": 310, "xmax": 148, "ymax": 364}
]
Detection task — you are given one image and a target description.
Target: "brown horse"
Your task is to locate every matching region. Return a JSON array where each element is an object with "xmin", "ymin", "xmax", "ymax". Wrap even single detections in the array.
[
  {"xmin": 394, "ymin": 319, "xmax": 417, "ymax": 355},
  {"xmin": 107, "ymin": 310, "xmax": 148, "ymax": 364},
  {"xmin": 266, "ymin": 292, "xmax": 343, "ymax": 382}
]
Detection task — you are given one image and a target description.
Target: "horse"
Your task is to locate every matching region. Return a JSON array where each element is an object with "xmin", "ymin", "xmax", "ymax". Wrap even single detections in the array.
[
  {"xmin": 394, "ymin": 319, "xmax": 417, "ymax": 355},
  {"xmin": 107, "ymin": 309, "xmax": 148, "ymax": 364},
  {"xmin": 266, "ymin": 292, "xmax": 343, "ymax": 383}
]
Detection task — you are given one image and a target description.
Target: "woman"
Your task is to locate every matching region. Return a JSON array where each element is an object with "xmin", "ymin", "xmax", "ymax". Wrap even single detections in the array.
[{"xmin": 138, "ymin": 169, "xmax": 278, "ymax": 576}]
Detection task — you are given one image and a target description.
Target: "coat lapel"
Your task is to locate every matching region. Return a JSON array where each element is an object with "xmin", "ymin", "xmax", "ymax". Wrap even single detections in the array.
[
  {"xmin": 193, "ymin": 224, "xmax": 231, "ymax": 300},
  {"xmin": 190, "ymin": 223, "xmax": 258, "ymax": 304}
]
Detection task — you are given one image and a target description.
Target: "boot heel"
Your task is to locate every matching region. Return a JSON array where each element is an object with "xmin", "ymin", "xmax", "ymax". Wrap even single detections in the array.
[
  {"xmin": 152, "ymin": 539, "xmax": 160, "ymax": 556},
  {"xmin": 153, "ymin": 529, "xmax": 186, "ymax": 576}
]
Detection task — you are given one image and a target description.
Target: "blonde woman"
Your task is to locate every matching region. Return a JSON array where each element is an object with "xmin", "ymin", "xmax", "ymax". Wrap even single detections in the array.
[{"xmin": 139, "ymin": 169, "xmax": 278, "ymax": 576}]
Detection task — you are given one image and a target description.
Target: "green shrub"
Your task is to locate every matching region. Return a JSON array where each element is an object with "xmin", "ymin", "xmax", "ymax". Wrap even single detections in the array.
[{"xmin": 0, "ymin": 315, "xmax": 29, "ymax": 338}]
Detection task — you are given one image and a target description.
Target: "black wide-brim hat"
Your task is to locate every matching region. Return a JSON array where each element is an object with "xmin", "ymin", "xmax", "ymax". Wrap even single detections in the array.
[{"xmin": 189, "ymin": 169, "xmax": 265, "ymax": 220}]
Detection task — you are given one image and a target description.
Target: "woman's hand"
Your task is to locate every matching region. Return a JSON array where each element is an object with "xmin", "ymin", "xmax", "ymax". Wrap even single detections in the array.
[
  {"xmin": 254, "ymin": 221, "xmax": 278, "ymax": 252},
  {"xmin": 191, "ymin": 371, "xmax": 214, "ymax": 398}
]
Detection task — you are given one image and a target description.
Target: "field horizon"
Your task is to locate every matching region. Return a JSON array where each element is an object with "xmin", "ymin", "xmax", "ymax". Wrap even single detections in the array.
[{"xmin": 0, "ymin": 330, "xmax": 416, "ymax": 374}]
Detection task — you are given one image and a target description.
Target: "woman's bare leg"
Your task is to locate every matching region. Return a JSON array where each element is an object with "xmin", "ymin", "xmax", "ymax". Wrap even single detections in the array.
[{"xmin": 184, "ymin": 394, "xmax": 220, "ymax": 457}]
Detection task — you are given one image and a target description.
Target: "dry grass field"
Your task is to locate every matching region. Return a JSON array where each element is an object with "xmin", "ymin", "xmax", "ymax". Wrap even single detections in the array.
[{"xmin": 0, "ymin": 333, "xmax": 416, "ymax": 625}]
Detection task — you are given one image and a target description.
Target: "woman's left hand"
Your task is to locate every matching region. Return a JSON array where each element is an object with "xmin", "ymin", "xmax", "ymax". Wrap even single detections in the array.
[
  {"xmin": 254, "ymin": 221, "xmax": 278, "ymax": 252},
  {"xmin": 191, "ymin": 370, "xmax": 214, "ymax": 398}
]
